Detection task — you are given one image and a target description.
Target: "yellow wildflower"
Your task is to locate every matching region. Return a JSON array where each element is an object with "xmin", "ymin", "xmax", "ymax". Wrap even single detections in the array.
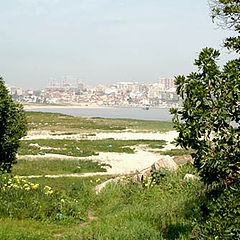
[
  {"xmin": 45, "ymin": 190, "xmax": 54, "ymax": 195},
  {"xmin": 31, "ymin": 184, "xmax": 39, "ymax": 190},
  {"xmin": 44, "ymin": 186, "xmax": 52, "ymax": 191},
  {"xmin": 12, "ymin": 184, "xmax": 19, "ymax": 189}
]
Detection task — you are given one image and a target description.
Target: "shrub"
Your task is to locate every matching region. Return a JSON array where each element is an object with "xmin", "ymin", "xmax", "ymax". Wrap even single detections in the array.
[
  {"xmin": 171, "ymin": 48, "xmax": 240, "ymax": 187},
  {"xmin": 171, "ymin": 1, "xmax": 240, "ymax": 238},
  {"xmin": 195, "ymin": 186, "xmax": 240, "ymax": 239},
  {"xmin": 0, "ymin": 77, "xmax": 27, "ymax": 172}
]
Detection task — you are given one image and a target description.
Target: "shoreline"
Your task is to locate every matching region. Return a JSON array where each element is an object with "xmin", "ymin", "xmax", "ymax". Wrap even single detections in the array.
[
  {"xmin": 23, "ymin": 103, "xmax": 171, "ymax": 110},
  {"xmin": 23, "ymin": 103, "xmax": 111, "ymax": 110}
]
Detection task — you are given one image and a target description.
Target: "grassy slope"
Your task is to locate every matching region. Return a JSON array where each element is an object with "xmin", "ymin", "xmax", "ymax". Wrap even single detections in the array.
[
  {"xmin": 0, "ymin": 112, "xmax": 202, "ymax": 239},
  {"xmin": 0, "ymin": 165, "xmax": 203, "ymax": 240}
]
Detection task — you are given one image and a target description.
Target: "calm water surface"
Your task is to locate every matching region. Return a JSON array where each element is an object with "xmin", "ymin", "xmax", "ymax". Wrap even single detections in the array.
[{"xmin": 27, "ymin": 107, "xmax": 173, "ymax": 122}]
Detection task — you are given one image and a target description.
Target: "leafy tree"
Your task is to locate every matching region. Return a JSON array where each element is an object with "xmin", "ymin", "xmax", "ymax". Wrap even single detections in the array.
[
  {"xmin": 210, "ymin": 0, "xmax": 240, "ymax": 53},
  {"xmin": 171, "ymin": 1, "xmax": 240, "ymax": 238},
  {"xmin": 171, "ymin": 48, "xmax": 240, "ymax": 187},
  {"xmin": 171, "ymin": 0, "xmax": 240, "ymax": 188},
  {"xmin": 0, "ymin": 77, "xmax": 27, "ymax": 172}
]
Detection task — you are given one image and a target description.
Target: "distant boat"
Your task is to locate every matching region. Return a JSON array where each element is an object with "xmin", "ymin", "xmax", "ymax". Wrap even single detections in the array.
[{"xmin": 142, "ymin": 105, "xmax": 150, "ymax": 110}]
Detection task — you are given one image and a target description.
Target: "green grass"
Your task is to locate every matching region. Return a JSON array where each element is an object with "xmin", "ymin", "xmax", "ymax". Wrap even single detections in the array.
[
  {"xmin": 0, "ymin": 175, "xmax": 89, "ymax": 224},
  {"xmin": 18, "ymin": 139, "xmax": 166, "ymax": 157},
  {"xmin": 159, "ymin": 148, "xmax": 195, "ymax": 156},
  {"xmin": 12, "ymin": 158, "xmax": 110, "ymax": 176},
  {"xmin": 0, "ymin": 111, "xmax": 206, "ymax": 239},
  {"xmin": 0, "ymin": 165, "xmax": 204, "ymax": 239},
  {"xmin": 26, "ymin": 111, "xmax": 173, "ymax": 133},
  {"xmin": 80, "ymin": 165, "xmax": 202, "ymax": 240}
]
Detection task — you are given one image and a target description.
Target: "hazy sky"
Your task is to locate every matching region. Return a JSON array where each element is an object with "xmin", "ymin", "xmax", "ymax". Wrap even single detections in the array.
[{"xmin": 0, "ymin": 0, "xmax": 236, "ymax": 89}]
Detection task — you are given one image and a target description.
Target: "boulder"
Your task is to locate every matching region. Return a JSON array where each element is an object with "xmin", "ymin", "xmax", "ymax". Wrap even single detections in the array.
[
  {"xmin": 132, "ymin": 156, "xmax": 178, "ymax": 183},
  {"xmin": 173, "ymin": 155, "xmax": 193, "ymax": 166},
  {"xmin": 151, "ymin": 156, "xmax": 178, "ymax": 171}
]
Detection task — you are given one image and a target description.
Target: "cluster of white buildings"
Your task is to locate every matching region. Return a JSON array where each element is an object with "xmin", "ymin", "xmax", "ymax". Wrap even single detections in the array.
[{"xmin": 7, "ymin": 77, "xmax": 181, "ymax": 108}]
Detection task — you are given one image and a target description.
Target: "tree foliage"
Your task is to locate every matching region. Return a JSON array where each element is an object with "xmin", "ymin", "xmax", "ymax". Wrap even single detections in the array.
[
  {"xmin": 171, "ymin": 1, "xmax": 240, "ymax": 237},
  {"xmin": 210, "ymin": 0, "xmax": 240, "ymax": 52},
  {"xmin": 171, "ymin": 0, "xmax": 240, "ymax": 188},
  {"xmin": 171, "ymin": 48, "xmax": 240, "ymax": 186},
  {"xmin": 210, "ymin": 0, "xmax": 240, "ymax": 28},
  {"xmin": 0, "ymin": 77, "xmax": 27, "ymax": 172}
]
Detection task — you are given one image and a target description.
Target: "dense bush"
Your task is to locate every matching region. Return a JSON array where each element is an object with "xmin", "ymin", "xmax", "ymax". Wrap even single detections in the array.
[
  {"xmin": 171, "ymin": 48, "xmax": 240, "ymax": 187},
  {"xmin": 171, "ymin": 1, "xmax": 240, "ymax": 238},
  {"xmin": 0, "ymin": 77, "xmax": 27, "ymax": 172},
  {"xmin": 194, "ymin": 185, "xmax": 240, "ymax": 239}
]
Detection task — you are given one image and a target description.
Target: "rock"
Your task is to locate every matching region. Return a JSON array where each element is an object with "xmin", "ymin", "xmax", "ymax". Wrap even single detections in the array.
[
  {"xmin": 173, "ymin": 155, "xmax": 193, "ymax": 166},
  {"xmin": 131, "ymin": 172, "xmax": 147, "ymax": 183},
  {"xmin": 151, "ymin": 156, "xmax": 178, "ymax": 171},
  {"xmin": 131, "ymin": 156, "xmax": 178, "ymax": 183},
  {"xmin": 184, "ymin": 174, "xmax": 199, "ymax": 181},
  {"xmin": 95, "ymin": 177, "xmax": 121, "ymax": 194},
  {"xmin": 131, "ymin": 174, "xmax": 141, "ymax": 183}
]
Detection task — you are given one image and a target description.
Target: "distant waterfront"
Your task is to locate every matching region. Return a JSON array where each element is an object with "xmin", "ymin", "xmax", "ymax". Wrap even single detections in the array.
[{"xmin": 26, "ymin": 107, "xmax": 173, "ymax": 121}]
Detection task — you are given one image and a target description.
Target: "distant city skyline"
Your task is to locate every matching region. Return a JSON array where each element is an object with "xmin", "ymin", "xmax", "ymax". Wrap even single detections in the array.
[
  {"xmin": 0, "ymin": 0, "xmax": 236, "ymax": 90},
  {"xmin": 8, "ymin": 76, "xmax": 180, "ymax": 109}
]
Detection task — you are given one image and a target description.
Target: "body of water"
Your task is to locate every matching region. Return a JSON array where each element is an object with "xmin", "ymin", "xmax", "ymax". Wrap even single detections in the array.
[{"xmin": 27, "ymin": 107, "xmax": 173, "ymax": 122}]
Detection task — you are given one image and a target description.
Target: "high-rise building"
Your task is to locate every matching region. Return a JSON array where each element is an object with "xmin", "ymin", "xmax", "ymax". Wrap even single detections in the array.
[{"xmin": 158, "ymin": 77, "xmax": 176, "ymax": 90}]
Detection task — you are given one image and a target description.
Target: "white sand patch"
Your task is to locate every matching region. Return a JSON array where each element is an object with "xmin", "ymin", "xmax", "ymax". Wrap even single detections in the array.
[
  {"xmin": 23, "ymin": 130, "xmax": 178, "ymax": 142},
  {"xmin": 18, "ymin": 147, "xmax": 174, "ymax": 176},
  {"xmin": 88, "ymin": 131, "xmax": 178, "ymax": 141}
]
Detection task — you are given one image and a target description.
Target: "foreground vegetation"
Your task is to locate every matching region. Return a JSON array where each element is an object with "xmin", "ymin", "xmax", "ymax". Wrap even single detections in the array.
[{"xmin": 0, "ymin": 164, "xmax": 205, "ymax": 240}]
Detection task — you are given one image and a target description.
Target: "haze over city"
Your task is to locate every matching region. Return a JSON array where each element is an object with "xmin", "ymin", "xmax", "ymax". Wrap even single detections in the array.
[{"xmin": 0, "ymin": 0, "xmax": 236, "ymax": 90}]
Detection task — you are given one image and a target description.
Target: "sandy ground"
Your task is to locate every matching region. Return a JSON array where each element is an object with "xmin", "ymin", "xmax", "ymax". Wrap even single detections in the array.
[
  {"xmin": 20, "ymin": 130, "xmax": 179, "ymax": 177},
  {"xmin": 24, "ymin": 130, "xmax": 178, "ymax": 141},
  {"xmin": 18, "ymin": 147, "xmax": 175, "ymax": 176}
]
